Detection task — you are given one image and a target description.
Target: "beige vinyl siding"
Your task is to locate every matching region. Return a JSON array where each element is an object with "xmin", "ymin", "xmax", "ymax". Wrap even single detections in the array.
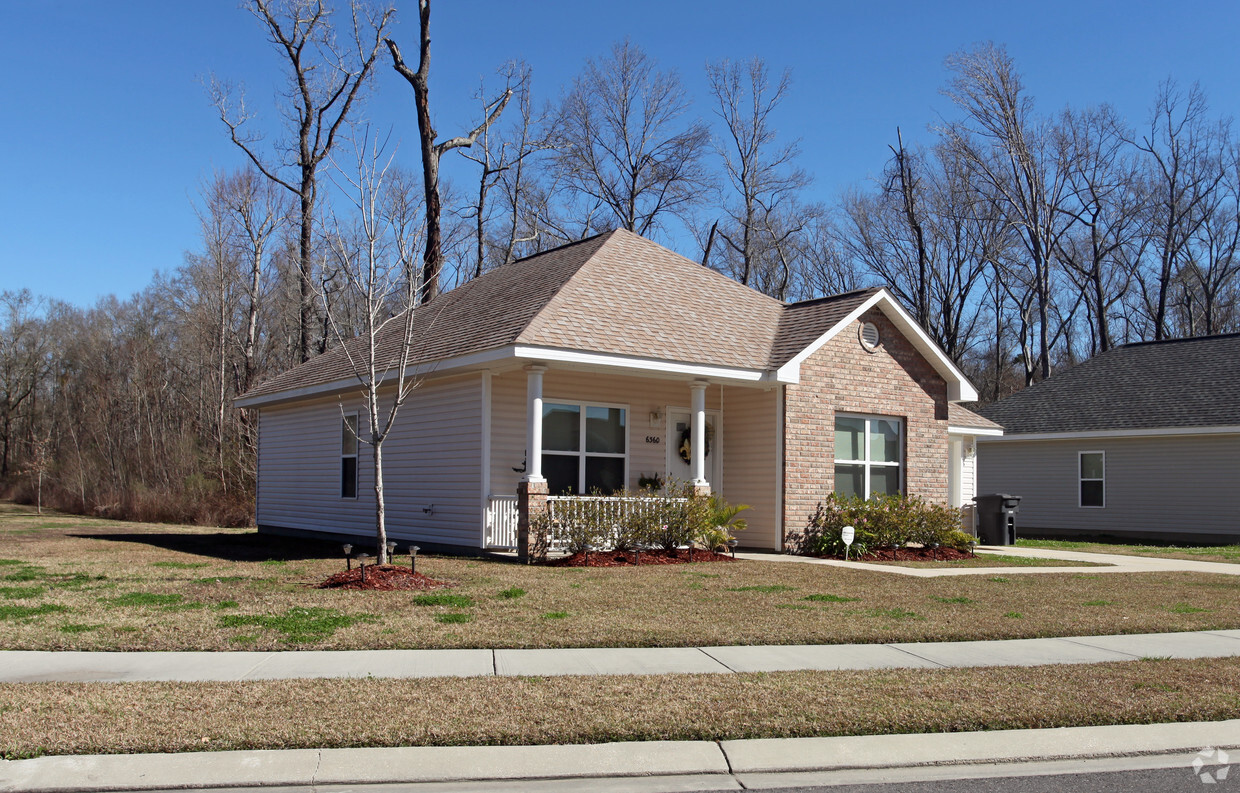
[
  {"xmin": 977, "ymin": 433, "xmax": 1240, "ymax": 538},
  {"xmin": 961, "ymin": 441, "xmax": 978, "ymax": 504},
  {"xmin": 489, "ymin": 369, "xmax": 781, "ymax": 549},
  {"xmin": 720, "ymin": 385, "xmax": 780, "ymax": 549},
  {"xmin": 257, "ymin": 375, "xmax": 484, "ymax": 547}
]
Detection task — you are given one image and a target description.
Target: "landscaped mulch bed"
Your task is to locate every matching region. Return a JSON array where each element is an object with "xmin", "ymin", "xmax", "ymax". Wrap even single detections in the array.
[
  {"xmin": 548, "ymin": 548, "xmax": 736, "ymax": 567},
  {"xmin": 317, "ymin": 565, "xmax": 452, "ymax": 591},
  {"xmin": 821, "ymin": 547, "xmax": 976, "ymax": 562}
]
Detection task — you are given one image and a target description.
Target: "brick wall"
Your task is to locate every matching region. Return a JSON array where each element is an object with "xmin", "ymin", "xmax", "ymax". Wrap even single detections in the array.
[{"xmin": 783, "ymin": 308, "xmax": 949, "ymax": 542}]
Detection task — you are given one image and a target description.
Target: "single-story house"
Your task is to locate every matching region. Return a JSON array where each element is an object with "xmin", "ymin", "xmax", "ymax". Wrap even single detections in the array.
[
  {"xmin": 237, "ymin": 228, "xmax": 993, "ymax": 553},
  {"xmin": 976, "ymin": 334, "xmax": 1240, "ymax": 543}
]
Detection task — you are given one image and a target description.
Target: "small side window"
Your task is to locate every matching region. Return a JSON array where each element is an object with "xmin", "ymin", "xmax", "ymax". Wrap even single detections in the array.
[
  {"xmin": 341, "ymin": 414, "xmax": 358, "ymax": 499},
  {"xmin": 1079, "ymin": 451, "xmax": 1104, "ymax": 508}
]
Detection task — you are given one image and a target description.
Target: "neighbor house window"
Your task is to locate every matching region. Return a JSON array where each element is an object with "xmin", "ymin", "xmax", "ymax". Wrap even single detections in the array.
[
  {"xmin": 834, "ymin": 414, "xmax": 902, "ymax": 498},
  {"xmin": 542, "ymin": 402, "xmax": 627, "ymax": 495},
  {"xmin": 1079, "ymin": 451, "xmax": 1104, "ymax": 508},
  {"xmin": 341, "ymin": 414, "xmax": 358, "ymax": 499}
]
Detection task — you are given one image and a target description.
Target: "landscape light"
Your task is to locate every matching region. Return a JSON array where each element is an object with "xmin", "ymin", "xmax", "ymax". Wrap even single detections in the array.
[
  {"xmin": 409, "ymin": 545, "xmax": 420, "ymax": 574},
  {"xmin": 343, "ymin": 544, "xmax": 353, "ymax": 570}
]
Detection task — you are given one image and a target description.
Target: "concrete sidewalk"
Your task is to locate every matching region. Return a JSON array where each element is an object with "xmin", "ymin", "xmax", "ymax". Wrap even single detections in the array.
[
  {"xmin": 3, "ymin": 720, "xmax": 1238, "ymax": 792},
  {"xmin": 737, "ymin": 545, "xmax": 1240, "ymax": 577},
  {"xmin": 4, "ymin": 629, "xmax": 1240, "ymax": 683}
]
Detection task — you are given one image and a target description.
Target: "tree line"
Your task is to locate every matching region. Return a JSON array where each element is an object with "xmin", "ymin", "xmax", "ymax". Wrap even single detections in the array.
[{"xmin": 2, "ymin": 0, "xmax": 1236, "ymax": 523}]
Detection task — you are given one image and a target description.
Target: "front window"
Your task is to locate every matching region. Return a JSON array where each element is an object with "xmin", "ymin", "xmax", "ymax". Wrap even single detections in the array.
[
  {"xmin": 1080, "ymin": 451, "xmax": 1105, "ymax": 507},
  {"xmin": 543, "ymin": 402, "xmax": 627, "ymax": 495},
  {"xmin": 834, "ymin": 415, "xmax": 902, "ymax": 498},
  {"xmin": 341, "ymin": 414, "xmax": 358, "ymax": 499}
]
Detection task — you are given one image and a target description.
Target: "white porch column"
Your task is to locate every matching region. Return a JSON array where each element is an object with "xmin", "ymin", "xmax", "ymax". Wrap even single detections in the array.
[
  {"xmin": 525, "ymin": 365, "xmax": 547, "ymax": 482},
  {"xmin": 690, "ymin": 379, "xmax": 709, "ymax": 488}
]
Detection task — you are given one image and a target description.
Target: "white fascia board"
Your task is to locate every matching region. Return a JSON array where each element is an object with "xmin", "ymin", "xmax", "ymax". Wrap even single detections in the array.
[
  {"xmin": 510, "ymin": 345, "xmax": 770, "ymax": 383},
  {"xmin": 774, "ymin": 289, "xmax": 979, "ymax": 401},
  {"xmin": 235, "ymin": 344, "xmax": 772, "ymax": 408},
  {"xmin": 976, "ymin": 425, "xmax": 1240, "ymax": 443},
  {"xmin": 948, "ymin": 425, "xmax": 1004, "ymax": 437}
]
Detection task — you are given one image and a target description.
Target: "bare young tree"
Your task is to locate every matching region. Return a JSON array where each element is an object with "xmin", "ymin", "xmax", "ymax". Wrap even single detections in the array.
[
  {"xmin": 323, "ymin": 129, "xmax": 425, "ymax": 564},
  {"xmin": 555, "ymin": 40, "xmax": 712, "ymax": 237},
  {"xmin": 706, "ymin": 57, "xmax": 809, "ymax": 289},
  {"xmin": 211, "ymin": 0, "xmax": 395, "ymax": 363},
  {"xmin": 384, "ymin": 0, "xmax": 513, "ymax": 304}
]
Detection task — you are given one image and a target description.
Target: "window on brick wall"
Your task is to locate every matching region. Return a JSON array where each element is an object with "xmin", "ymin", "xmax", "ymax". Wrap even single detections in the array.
[{"xmin": 834, "ymin": 414, "xmax": 902, "ymax": 498}]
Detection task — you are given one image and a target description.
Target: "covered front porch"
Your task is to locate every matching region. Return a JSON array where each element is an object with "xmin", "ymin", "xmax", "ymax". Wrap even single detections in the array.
[{"xmin": 479, "ymin": 362, "xmax": 782, "ymax": 553}]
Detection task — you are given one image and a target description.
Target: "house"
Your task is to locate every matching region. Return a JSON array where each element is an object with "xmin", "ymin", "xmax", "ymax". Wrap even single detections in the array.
[
  {"xmin": 976, "ymin": 334, "xmax": 1240, "ymax": 543},
  {"xmin": 237, "ymin": 229, "xmax": 988, "ymax": 554}
]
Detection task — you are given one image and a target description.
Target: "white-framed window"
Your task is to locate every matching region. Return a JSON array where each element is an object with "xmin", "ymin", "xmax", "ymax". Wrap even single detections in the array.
[
  {"xmin": 834, "ymin": 414, "xmax": 903, "ymax": 499},
  {"xmin": 1079, "ymin": 450, "xmax": 1105, "ymax": 508},
  {"xmin": 341, "ymin": 413, "xmax": 359, "ymax": 499},
  {"xmin": 542, "ymin": 401, "xmax": 628, "ymax": 495}
]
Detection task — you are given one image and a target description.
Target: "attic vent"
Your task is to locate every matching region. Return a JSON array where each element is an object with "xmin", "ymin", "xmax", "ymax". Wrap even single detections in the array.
[{"xmin": 858, "ymin": 321, "xmax": 881, "ymax": 351}]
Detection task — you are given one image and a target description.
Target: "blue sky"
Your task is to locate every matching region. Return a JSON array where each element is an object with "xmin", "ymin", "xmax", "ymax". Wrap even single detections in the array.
[{"xmin": 3, "ymin": 0, "xmax": 1238, "ymax": 307}]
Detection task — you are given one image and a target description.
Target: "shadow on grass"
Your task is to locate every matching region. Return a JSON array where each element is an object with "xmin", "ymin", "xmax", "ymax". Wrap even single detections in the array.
[{"xmin": 70, "ymin": 531, "xmax": 344, "ymax": 563}]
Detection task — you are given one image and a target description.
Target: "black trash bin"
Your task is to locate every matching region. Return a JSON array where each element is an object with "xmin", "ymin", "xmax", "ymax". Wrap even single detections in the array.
[{"xmin": 973, "ymin": 493, "xmax": 1021, "ymax": 545}]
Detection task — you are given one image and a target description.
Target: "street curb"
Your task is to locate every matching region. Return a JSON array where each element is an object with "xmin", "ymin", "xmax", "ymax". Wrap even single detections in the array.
[{"xmin": 3, "ymin": 720, "xmax": 1240, "ymax": 792}]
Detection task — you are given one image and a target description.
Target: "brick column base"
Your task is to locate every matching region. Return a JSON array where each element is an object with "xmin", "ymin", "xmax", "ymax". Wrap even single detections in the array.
[
  {"xmin": 517, "ymin": 479, "xmax": 549, "ymax": 564},
  {"xmin": 690, "ymin": 482, "xmax": 712, "ymax": 498}
]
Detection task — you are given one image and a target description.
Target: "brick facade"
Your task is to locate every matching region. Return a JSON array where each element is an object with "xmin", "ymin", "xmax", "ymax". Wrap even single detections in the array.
[{"xmin": 783, "ymin": 309, "xmax": 949, "ymax": 543}]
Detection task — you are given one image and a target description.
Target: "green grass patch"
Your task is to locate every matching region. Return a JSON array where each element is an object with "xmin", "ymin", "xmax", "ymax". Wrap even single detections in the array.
[
  {"xmin": 931, "ymin": 596, "xmax": 975, "ymax": 604},
  {"xmin": 497, "ymin": 587, "xmax": 526, "ymax": 600},
  {"xmin": 411, "ymin": 593, "xmax": 474, "ymax": 608},
  {"xmin": 0, "ymin": 559, "xmax": 26, "ymax": 566},
  {"xmin": 0, "ymin": 604, "xmax": 68, "ymax": 621},
  {"xmin": 1004, "ymin": 612, "xmax": 1024, "ymax": 619},
  {"xmin": 775, "ymin": 604, "xmax": 812, "ymax": 610},
  {"xmin": 58, "ymin": 623, "xmax": 102, "ymax": 634},
  {"xmin": 542, "ymin": 611, "xmax": 569, "ymax": 620},
  {"xmin": 150, "ymin": 561, "xmax": 210, "ymax": 570},
  {"xmin": 218, "ymin": 607, "xmax": 377, "ymax": 643},
  {"xmin": 3, "ymin": 567, "xmax": 47, "ymax": 582},
  {"xmin": 194, "ymin": 576, "xmax": 250, "ymax": 585},
  {"xmin": 261, "ymin": 560, "xmax": 288, "ymax": 567},
  {"xmin": 989, "ymin": 577, "xmax": 1010, "ymax": 583},
  {"xmin": 434, "ymin": 613, "xmax": 474, "ymax": 625},
  {"xmin": 100, "ymin": 593, "xmax": 184, "ymax": 608},
  {"xmin": 803, "ymin": 594, "xmax": 859, "ymax": 603},
  {"xmin": 725, "ymin": 584, "xmax": 796, "ymax": 593},
  {"xmin": 0, "ymin": 586, "xmax": 45, "ymax": 600},
  {"xmin": 213, "ymin": 600, "xmax": 239, "ymax": 610},
  {"xmin": 1167, "ymin": 603, "xmax": 1210, "ymax": 614}
]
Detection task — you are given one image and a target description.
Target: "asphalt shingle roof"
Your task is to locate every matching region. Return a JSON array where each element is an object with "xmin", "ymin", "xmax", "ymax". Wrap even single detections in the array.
[
  {"xmin": 241, "ymin": 230, "xmax": 884, "ymax": 401},
  {"xmin": 948, "ymin": 404, "xmax": 1003, "ymax": 432},
  {"xmin": 977, "ymin": 334, "xmax": 1240, "ymax": 434}
]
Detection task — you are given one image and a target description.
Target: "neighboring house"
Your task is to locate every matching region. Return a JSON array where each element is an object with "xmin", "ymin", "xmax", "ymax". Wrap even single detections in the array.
[
  {"xmin": 237, "ymin": 229, "xmax": 984, "ymax": 552},
  {"xmin": 976, "ymin": 334, "xmax": 1240, "ymax": 542}
]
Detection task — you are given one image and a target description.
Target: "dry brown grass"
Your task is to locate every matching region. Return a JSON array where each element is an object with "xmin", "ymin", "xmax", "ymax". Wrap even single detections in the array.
[
  {"xmin": 3, "ymin": 658, "xmax": 1240, "ymax": 758},
  {"xmin": 2, "ymin": 502, "xmax": 1239, "ymax": 651}
]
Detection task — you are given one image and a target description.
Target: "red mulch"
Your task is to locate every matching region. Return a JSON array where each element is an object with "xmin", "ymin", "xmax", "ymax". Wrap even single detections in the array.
[
  {"xmin": 317, "ymin": 564, "xmax": 452, "ymax": 591},
  {"xmin": 824, "ymin": 547, "xmax": 975, "ymax": 562},
  {"xmin": 548, "ymin": 548, "xmax": 736, "ymax": 567}
]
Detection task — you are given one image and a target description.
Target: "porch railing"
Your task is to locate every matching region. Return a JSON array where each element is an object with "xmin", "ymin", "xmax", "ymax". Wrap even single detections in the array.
[{"xmin": 484, "ymin": 495, "xmax": 519, "ymax": 549}]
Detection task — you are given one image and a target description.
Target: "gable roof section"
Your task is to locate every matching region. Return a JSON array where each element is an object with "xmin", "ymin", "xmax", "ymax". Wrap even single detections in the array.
[
  {"xmin": 979, "ymin": 334, "xmax": 1240, "ymax": 435},
  {"xmin": 948, "ymin": 404, "xmax": 1003, "ymax": 434},
  {"xmin": 240, "ymin": 229, "xmax": 979, "ymax": 405}
]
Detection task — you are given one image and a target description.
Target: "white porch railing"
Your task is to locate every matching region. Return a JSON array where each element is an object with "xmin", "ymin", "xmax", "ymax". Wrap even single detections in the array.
[
  {"xmin": 483, "ymin": 494, "xmax": 688, "ymax": 552},
  {"xmin": 485, "ymin": 495, "xmax": 519, "ymax": 549}
]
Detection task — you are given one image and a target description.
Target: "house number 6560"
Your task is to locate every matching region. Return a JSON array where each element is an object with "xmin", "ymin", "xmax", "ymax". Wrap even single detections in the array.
[{"xmin": 645, "ymin": 435, "xmax": 661, "ymax": 444}]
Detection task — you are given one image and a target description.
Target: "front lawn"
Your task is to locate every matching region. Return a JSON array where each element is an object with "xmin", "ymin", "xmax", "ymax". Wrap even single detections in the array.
[
  {"xmin": 4, "ymin": 657, "xmax": 1240, "ymax": 758},
  {"xmin": 1, "ymin": 503, "xmax": 1238, "ymax": 651},
  {"xmin": 1017, "ymin": 538, "xmax": 1240, "ymax": 565}
]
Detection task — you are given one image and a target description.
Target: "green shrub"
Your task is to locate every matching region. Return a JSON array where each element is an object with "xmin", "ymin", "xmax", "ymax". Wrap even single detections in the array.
[{"xmin": 787, "ymin": 493, "xmax": 965, "ymax": 557}]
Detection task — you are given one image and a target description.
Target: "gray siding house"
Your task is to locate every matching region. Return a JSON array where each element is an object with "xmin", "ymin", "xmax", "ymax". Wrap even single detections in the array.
[{"xmin": 977, "ymin": 334, "xmax": 1240, "ymax": 542}]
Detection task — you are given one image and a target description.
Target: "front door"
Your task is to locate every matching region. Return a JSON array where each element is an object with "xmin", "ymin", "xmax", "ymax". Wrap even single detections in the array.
[{"xmin": 666, "ymin": 409, "xmax": 721, "ymax": 489}]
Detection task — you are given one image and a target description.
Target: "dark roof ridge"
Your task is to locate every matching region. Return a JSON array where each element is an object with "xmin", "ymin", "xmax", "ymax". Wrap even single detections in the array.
[
  {"xmin": 509, "ymin": 229, "xmax": 614, "ymax": 265},
  {"xmin": 784, "ymin": 286, "xmax": 882, "ymax": 309},
  {"xmin": 1118, "ymin": 332, "xmax": 1240, "ymax": 349}
]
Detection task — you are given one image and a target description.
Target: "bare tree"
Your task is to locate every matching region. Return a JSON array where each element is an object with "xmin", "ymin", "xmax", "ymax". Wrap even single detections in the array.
[
  {"xmin": 211, "ymin": 0, "xmax": 395, "ymax": 363},
  {"xmin": 1129, "ymin": 80, "xmax": 1229, "ymax": 340},
  {"xmin": 555, "ymin": 40, "xmax": 712, "ymax": 236},
  {"xmin": 323, "ymin": 129, "xmax": 425, "ymax": 564},
  {"xmin": 706, "ymin": 57, "xmax": 809, "ymax": 289},
  {"xmin": 0, "ymin": 291, "xmax": 47, "ymax": 479},
  {"xmin": 384, "ymin": 0, "xmax": 513, "ymax": 304}
]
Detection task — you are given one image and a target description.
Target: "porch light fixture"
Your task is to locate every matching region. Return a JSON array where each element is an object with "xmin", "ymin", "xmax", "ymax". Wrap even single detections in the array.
[
  {"xmin": 649, "ymin": 411, "xmax": 662, "ymax": 428},
  {"xmin": 409, "ymin": 545, "xmax": 420, "ymax": 573},
  {"xmin": 343, "ymin": 544, "xmax": 353, "ymax": 570}
]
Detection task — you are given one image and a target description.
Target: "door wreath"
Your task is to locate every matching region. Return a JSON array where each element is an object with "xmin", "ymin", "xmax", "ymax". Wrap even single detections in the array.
[{"xmin": 677, "ymin": 422, "xmax": 714, "ymax": 464}]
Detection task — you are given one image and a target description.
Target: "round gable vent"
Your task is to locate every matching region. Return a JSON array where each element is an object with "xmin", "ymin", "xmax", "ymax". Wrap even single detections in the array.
[{"xmin": 858, "ymin": 321, "xmax": 881, "ymax": 351}]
